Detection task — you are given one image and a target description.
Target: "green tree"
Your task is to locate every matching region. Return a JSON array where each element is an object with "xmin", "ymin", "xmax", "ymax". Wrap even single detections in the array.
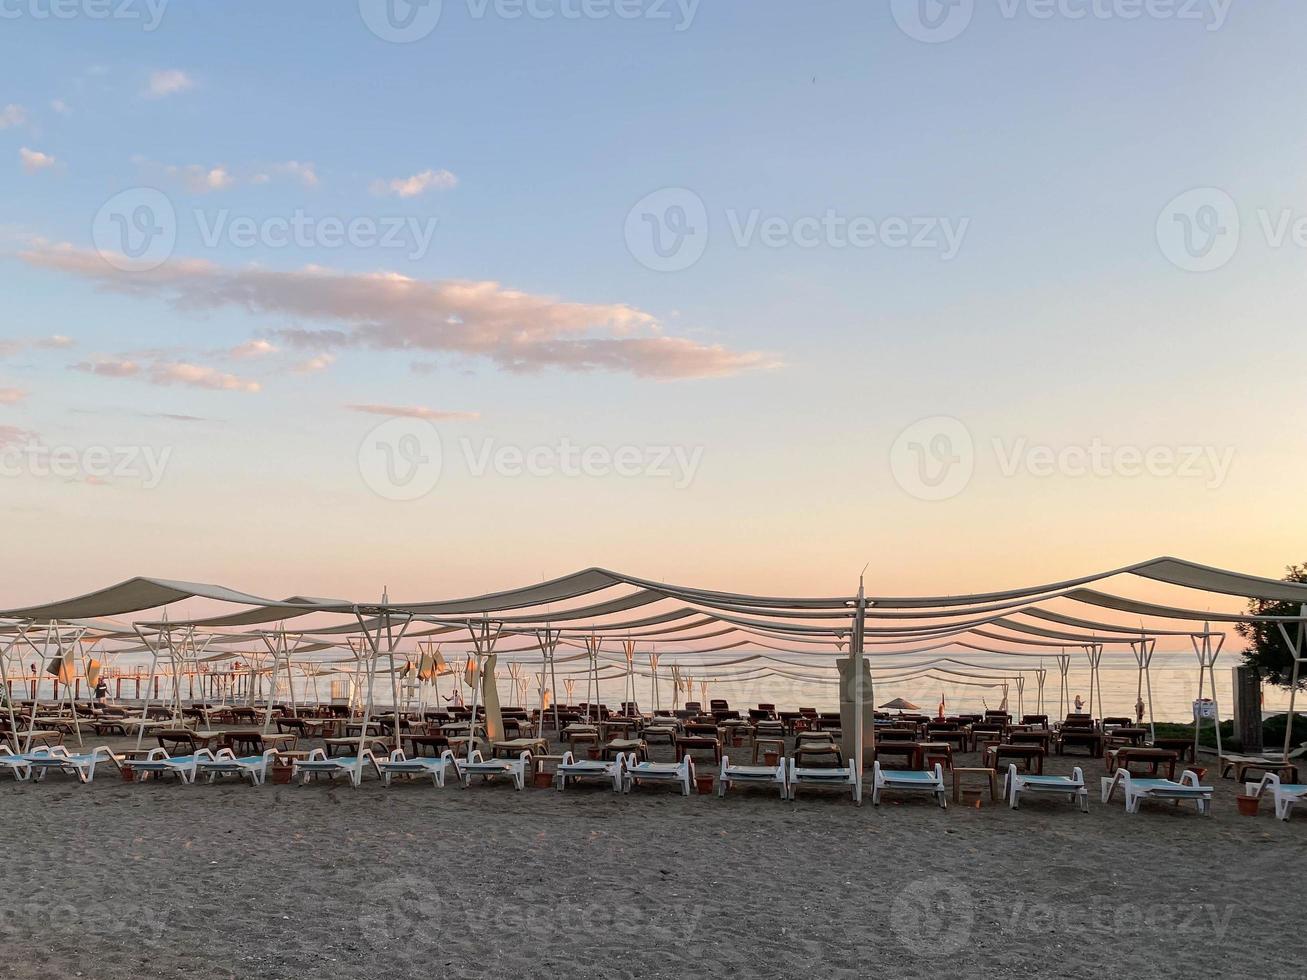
[{"xmin": 1238, "ymin": 562, "xmax": 1307, "ymax": 688}]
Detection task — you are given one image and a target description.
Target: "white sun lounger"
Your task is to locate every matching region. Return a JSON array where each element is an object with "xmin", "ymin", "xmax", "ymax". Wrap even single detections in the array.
[
  {"xmin": 624, "ymin": 753, "xmax": 695, "ymax": 796},
  {"xmin": 292, "ymin": 748, "xmax": 379, "ymax": 787},
  {"xmin": 555, "ymin": 751, "xmax": 624, "ymax": 792},
  {"xmin": 377, "ymin": 749, "xmax": 461, "ymax": 788},
  {"xmin": 197, "ymin": 748, "xmax": 279, "ymax": 785},
  {"xmin": 27, "ymin": 745, "xmax": 122, "ymax": 784},
  {"xmin": 1100, "ymin": 768, "xmax": 1213, "ymax": 815},
  {"xmin": 1245, "ymin": 772, "xmax": 1307, "ymax": 821},
  {"xmin": 790, "ymin": 757, "xmax": 862, "ymax": 805},
  {"xmin": 718, "ymin": 754, "xmax": 787, "ymax": 799},
  {"xmin": 460, "ymin": 750, "xmax": 531, "ymax": 790},
  {"xmin": 871, "ymin": 761, "xmax": 943, "ymax": 808},
  {"xmin": 0, "ymin": 745, "xmax": 35, "ymax": 780},
  {"xmin": 1007, "ymin": 764, "xmax": 1089, "ymax": 812},
  {"xmin": 130, "ymin": 747, "xmax": 214, "ymax": 784}
]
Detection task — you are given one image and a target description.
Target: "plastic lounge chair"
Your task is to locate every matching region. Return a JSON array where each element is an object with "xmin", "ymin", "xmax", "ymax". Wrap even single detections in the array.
[
  {"xmin": 1100, "ymin": 768, "xmax": 1212, "ymax": 815},
  {"xmin": 555, "ymin": 750, "xmax": 625, "ymax": 792},
  {"xmin": 376, "ymin": 748, "xmax": 461, "ymax": 788},
  {"xmin": 623, "ymin": 753, "xmax": 694, "ymax": 796},
  {"xmin": 0, "ymin": 744, "xmax": 35, "ymax": 780},
  {"xmin": 871, "ymin": 761, "xmax": 944, "ymax": 808},
  {"xmin": 131, "ymin": 747, "xmax": 214, "ymax": 784},
  {"xmin": 718, "ymin": 754, "xmax": 787, "ymax": 799},
  {"xmin": 197, "ymin": 748, "xmax": 280, "ymax": 785},
  {"xmin": 1245, "ymin": 772, "xmax": 1307, "ymax": 821},
  {"xmin": 26, "ymin": 745, "xmax": 122, "ymax": 783},
  {"xmin": 1006, "ymin": 763, "xmax": 1088, "ymax": 812},
  {"xmin": 789, "ymin": 756, "xmax": 861, "ymax": 805},
  {"xmin": 460, "ymin": 750, "xmax": 531, "ymax": 790},
  {"xmin": 292, "ymin": 747, "xmax": 379, "ymax": 787}
]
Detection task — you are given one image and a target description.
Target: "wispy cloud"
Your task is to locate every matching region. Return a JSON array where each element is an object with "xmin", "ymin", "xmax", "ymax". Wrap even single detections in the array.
[
  {"xmin": 165, "ymin": 163, "xmax": 233, "ymax": 193},
  {"xmin": 253, "ymin": 160, "xmax": 319, "ymax": 188},
  {"xmin": 50, "ymin": 99, "xmax": 70, "ymax": 116},
  {"xmin": 0, "ymin": 388, "xmax": 27, "ymax": 406},
  {"xmin": 20, "ymin": 147, "xmax": 56, "ymax": 173},
  {"xmin": 0, "ymin": 104, "xmax": 26, "ymax": 128},
  {"xmin": 0, "ymin": 335, "xmax": 74, "ymax": 358},
  {"xmin": 228, "ymin": 339, "xmax": 277, "ymax": 359},
  {"xmin": 293, "ymin": 353, "xmax": 335, "ymax": 374},
  {"xmin": 347, "ymin": 404, "xmax": 480, "ymax": 422},
  {"xmin": 145, "ymin": 69, "xmax": 194, "ymax": 99},
  {"xmin": 371, "ymin": 168, "xmax": 458, "ymax": 198},
  {"xmin": 73, "ymin": 356, "xmax": 260, "ymax": 392},
  {"xmin": 22, "ymin": 246, "xmax": 776, "ymax": 380}
]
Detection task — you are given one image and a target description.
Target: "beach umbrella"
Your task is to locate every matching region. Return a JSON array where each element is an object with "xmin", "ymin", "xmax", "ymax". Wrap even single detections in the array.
[{"xmin": 879, "ymin": 697, "xmax": 918, "ymax": 714}]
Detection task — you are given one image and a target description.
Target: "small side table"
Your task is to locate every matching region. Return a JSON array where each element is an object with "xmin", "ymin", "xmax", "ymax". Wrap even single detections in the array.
[
  {"xmin": 952, "ymin": 766, "xmax": 1000, "ymax": 804},
  {"xmin": 751, "ymin": 737, "xmax": 786, "ymax": 764}
]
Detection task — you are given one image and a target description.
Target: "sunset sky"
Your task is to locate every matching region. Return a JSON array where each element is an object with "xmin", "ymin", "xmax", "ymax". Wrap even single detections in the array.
[{"xmin": 2, "ymin": 1, "xmax": 1304, "ymax": 608}]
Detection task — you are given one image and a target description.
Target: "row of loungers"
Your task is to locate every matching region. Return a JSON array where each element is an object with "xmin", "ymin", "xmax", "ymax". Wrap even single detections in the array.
[{"xmin": 6, "ymin": 743, "xmax": 1301, "ymax": 818}]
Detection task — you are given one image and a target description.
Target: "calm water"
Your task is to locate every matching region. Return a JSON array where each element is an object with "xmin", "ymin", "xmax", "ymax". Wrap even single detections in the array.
[{"xmin": 9, "ymin": 646, "xmax": 1298, "ymax": 724}]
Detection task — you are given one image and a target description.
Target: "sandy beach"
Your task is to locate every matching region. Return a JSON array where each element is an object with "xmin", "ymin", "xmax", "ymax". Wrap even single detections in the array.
[{"xmin": 4, "ymin": 735, "xmax": 1302, "ymax": 980}]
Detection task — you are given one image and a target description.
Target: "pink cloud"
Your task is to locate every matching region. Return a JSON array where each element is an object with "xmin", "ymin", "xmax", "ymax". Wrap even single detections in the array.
[
  {"xmin": 73, "ymin": 356, "xmax": 259, "ymax": 392},
  {"xmin": 347, "ymin": 404, "xmax": 480, "ymax": 421},
  {"xmin": 0, "ymin": 388, "xmax": 28, "ymax": 406},
  {"xmin": 0, "ymin": 425, "xmax": 33, "ymax": 447},
  {"xmin": 21, "ymin": 246, "xmax": 777, "ymax": 380},
  {"xmin": 228, "ymin": 339, "xmax": 277, "ymax": 358}
]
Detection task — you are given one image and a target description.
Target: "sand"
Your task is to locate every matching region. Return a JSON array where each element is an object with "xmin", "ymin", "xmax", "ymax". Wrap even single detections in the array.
[{"xmin": 2, "ymin": 736, "xmax": 1302, "ymax": 980}]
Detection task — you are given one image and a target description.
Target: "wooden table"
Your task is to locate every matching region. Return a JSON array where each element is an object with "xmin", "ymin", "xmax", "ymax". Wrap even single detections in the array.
[
  {"xmin": 1109, "ymin": 747, "xmax": 1178, "ymax": 779},
  {"xmin": 401, "ymin": 733, "xmax": 451, "ymax": 757},
  {"xmin": 675, "ymin": 735, "xmax": 722, "ymax": 764},
  {"xmin": 872, "ymin": 742, "xmax": 923, "ymax": 770},
  {"xmin": 984, "ymin": 743, "xmax": 1045, "ymax": 774},
  {"xmin": 1009, "ymin": 730, "xmax": 1054, "ymax": 751},
  {"xmin": 952, "ymin": 766, "xmax": 1000, "ymax": 804},
  {"xmin": 1152, "ymin": 737, "xmax": 1196, "ymax": 763},
  {"xmin": 1057, "ymin": 731, "xmax": 1102, "ymax": 756}
]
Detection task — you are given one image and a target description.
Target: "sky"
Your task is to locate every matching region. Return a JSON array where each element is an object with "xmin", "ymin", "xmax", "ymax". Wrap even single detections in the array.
[{"xmin": 1, "ymin": 0, "xmax": 1305, "ymax": 608}]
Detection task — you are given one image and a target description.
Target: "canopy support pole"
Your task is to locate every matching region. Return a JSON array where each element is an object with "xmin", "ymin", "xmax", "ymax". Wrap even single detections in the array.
[{"xmin": 1274, "ymin": 606, "xmax": 1306, "ymax": 756}]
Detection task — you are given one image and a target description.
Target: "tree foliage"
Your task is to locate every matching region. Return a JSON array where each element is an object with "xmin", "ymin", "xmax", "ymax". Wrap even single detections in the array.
[{"xmin": 1238, "ymin": 562, "xmax": 1307, "ymax": 688}]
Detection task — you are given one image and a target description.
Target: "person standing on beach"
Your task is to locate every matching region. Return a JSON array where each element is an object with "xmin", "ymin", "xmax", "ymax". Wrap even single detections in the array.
[
  {"xmin": 94, "ymin": 678, "xmax": 110, "ymax": 707},
  {"xmin": 1074, "ymin": 694, "xmax": 1084, "ymax": 713},
  {"xmin": 1135, "ymin": 696, "xmax": 1145, "ymax": 724}
]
